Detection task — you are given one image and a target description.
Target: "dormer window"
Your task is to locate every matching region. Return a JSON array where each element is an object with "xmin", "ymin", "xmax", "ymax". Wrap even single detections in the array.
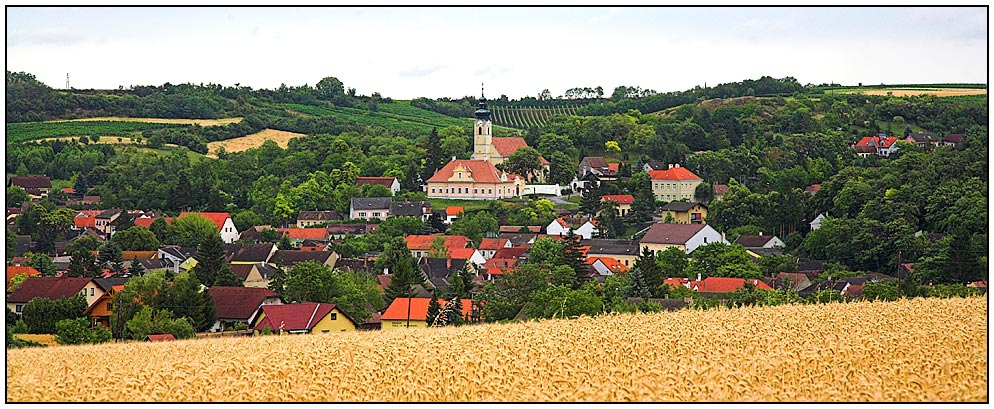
[{"xmin": 458, "ymin": 173, "xmax": 462, "ymax": 179}]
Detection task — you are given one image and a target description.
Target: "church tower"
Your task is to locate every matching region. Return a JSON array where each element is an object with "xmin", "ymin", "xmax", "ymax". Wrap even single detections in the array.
[{"xmin": 471, "ymin": 84, "xmax": 493, "ymax": 161}]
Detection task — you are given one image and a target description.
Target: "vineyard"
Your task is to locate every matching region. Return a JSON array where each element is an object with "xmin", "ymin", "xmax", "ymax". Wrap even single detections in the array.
[
  {"xmin": 6, "ymin": 121, "xmax": 187, "ymax": 143},
  {"xmin": 490, "ymin": 105, "xmax": 580, "ymax": 129},
  {"xmin": 6, "ymin": 297, "xmax": 986, "ymax": 402},
  {"xmin": 280, "ymin": 101, "xmax": 471, "ymax": 134}
]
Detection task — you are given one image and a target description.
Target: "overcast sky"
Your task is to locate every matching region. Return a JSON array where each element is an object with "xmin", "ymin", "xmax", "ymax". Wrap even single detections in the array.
[{"xmin": 6, "ymin": 6, "xmax": 988, "ymax": 99}]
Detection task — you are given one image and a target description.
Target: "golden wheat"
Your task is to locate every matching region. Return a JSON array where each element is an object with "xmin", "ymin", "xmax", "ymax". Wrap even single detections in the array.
[
  {"xmin": 6, "ymin": 297, "xmax": 986, "ymax": 402},
  {"xmin": 205, "ymin": 129, "xmax": 304, "ymax": 157}
]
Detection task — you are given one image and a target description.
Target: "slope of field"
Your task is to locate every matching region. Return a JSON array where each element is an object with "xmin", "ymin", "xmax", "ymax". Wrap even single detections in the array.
[
  {"xmin": 834, "ymin": 88, "xmax": 987, "ymax": 97},
  {"xmin": 6, "ymin": 297, "xmax": 986, "ymax": 402},
  {"xmin": 206, "ymin": 129, "xmax": 304, "ymax": 156},
  {"xmin": 44, "ymin": 117, "xmax": 244, "ymax": 126},
  {"xmin": 5, "ymin": 121, "xmax": 187, "ymax": 143},
  {"xmin": 490, "ymin": 105, "xmax": 580, "ymax": 129},
  {"xmin": 279, "ymin": 101, "xmax": 471, "ymax": 134}
]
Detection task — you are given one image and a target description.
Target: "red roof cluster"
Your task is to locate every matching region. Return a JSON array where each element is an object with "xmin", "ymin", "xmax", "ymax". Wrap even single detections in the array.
[
  {"xmin": 404, "ymin": 234, "xmax": 472, "ymax": 251},
  {"xmin": 478, "ymin": 238, "xmax": 509, "ymax": 250},
  {"xmin": 855, "ymin": 135, "xmax": 900, "ymax": 149},
  {"xmin": 648, "ymin": 167, "xmax": 702, "ymax": 181},
  {"xmin": 380, "ymin": 298, "xmax": 473, "ymax": 321}
]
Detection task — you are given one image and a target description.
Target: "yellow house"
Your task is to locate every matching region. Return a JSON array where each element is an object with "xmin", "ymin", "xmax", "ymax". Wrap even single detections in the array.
[
  {"xmin": 230, "ymin": 264, "xmax": 279, "ymax": 288},
  {"xmin": 660, "ymin": 202, "xmax": 708, "ymax": 224},
  {"xmin": 649, "ymin": 165, "xmax": 703, "ymax": 202},
  {"xmin": 253, "ymin": 302, "xmax": 357, "ymax": 334},
  {"xmin": 584, "ymin": 239, "xmax": 641, "ymax": 268},
  {"xmin": 600, "ymin": 195, "xmax": 634, "ymax": 217},
  {"xmin": 380, "ymin": 298, "xmax": 474, "ymax": 330}
]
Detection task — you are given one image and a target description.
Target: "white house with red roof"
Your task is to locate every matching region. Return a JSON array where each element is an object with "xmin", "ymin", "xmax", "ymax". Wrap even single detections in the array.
[
  {"xmin": 649, "ymin": 164, "xmax": 704, "ymax": 202},
  {"xmin": 586, "ymin": 257, "xmax": 629, "ymax": 277},
  {"xmin": 853, "ymin": 134, "xmax": 901, "ymax": 157},
  {"xmin": 179, "ymin": 212, "xmax": 239, "ymax": 243},
  {"xmin": 425, "ymin": 159, "xmax": 525, "ymax": 200},
  {"xmin": 355, "ymin": 176, "xmax": 400, "ymax": 195},
  {"xmin": 546, "ymin": 216, "xmax": 598, "ymax": 239},
  {"xmin": 600, "ymin": 194, "xmax": 634, "ymax": 217}
]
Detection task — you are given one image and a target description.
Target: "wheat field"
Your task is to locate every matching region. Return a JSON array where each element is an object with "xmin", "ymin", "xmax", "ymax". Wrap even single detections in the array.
[
  {"xmin": 6, "ymin": 297, "xmax": 986, "ymax": 402},
  {"xmin": 206, "ymin": 129, "xmax": 304, "ymax": 157},
  {"xmin": 46, "ymin": 117, "xmax": 244, "ymax": 126}
]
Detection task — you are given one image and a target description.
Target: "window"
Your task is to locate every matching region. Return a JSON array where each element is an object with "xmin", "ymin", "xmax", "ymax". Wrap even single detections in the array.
[
  {"xmin": 458, "ymin": 173, "xmax": 462, "ymax": 179},
  {"xmin": 15, "ymin": 305, "xmax": 22, "ymax": 313},
  {"xmin": 330, "ymin": 313, "xmax": 338, "ymax": 320},
  {"xmin": 373, "ymin": 212, "xmax": 381, "ymax": 217},
  {"xmin": 431, "ymin": 188, "xmax": 436, "ymax": 193},
  {"xmin": 473, "ymin": 188, "xmax": 478, "ymax": 194},
  {"xmin": 489, "ymin": 189, "xmax": 493, "ymax": 194},
  {"xmin": 90, "ymin": 288, "xmax": 94, "ymax": 296},
  {"xmin": 359, "ymin": 212, "xmax": 367, "ymax": 217},
  {"xmin": 703, "ymin": 237, "xmax": 708, "ymax": 243},
  {"xmin": 322, "ymin": 330, "xmax": 330, "ymax": 333}
]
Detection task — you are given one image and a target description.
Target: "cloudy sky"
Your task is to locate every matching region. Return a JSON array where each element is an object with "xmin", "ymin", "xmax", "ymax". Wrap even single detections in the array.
[{"xmin": 6, "ymin": 6, "xmax": 988, "ymax": 99}]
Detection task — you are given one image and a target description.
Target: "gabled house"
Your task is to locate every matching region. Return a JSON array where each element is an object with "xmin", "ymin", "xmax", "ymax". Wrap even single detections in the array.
[
  {"xmin": 418, "ymin": 257, "xmax": 469, "ymax": 291},
  {"xmin": 600, "ymin": 195, "xmax": 634, "ymax": 217},
  {"xmin": 179, "ymin": 212, "xmax": 240, "ymax": 243},
  {"xmin": 477, "ymin": 237, "xmax": 511, "ymax": 260},
  {"xmin": 355, "ymin": 176, "xmax": 401, "ymax": 195},
  {"xmin": 660, "ymin": 202, "xmax": 708, "ymax": 225},
  {"xmin": 639, "ymin": 223, "xmax": 725, "ymax": 254},
  {"xmin": 497, "ymin": 232, "xmax": 538, "ymax": 248},
  {"xmin": 942, "ymin": 133, "xmax": 964, "ymax": 147},
  {"xmin": 80, "ymin": 277, "xmax": 130, "ymax": 308},
  {"xmin": 158, "ymin": 246, "xmax": 198, "ymax": 274},
  {"xmin": 208, "ymin": 286, "xmax": 283, "ymax": 332},
  {"xmin": 445, "ymin": 206, "xmax": 464, "ymax": 224},
  {"xmin": 583, "ymin": 239, "xmax": 640, "ymax": 268},
  {"xmin": 853, "ymin": 134, "xmax": 901, "ymax": 157},
  {"xmin": 689, "ymin": 277, "xmax": 773, "ymax": 294},
  {"xmin": 578, "ymin": 157, "xmax": 618, "ymax": 181},
  {"xmin": 404, "ymin": 234, "xmax": 472, "ymax": 259},
  {"xmin": 380, "ymin": 298, "xmax": 474, "ymax": 330},
  {"xmin": 390, "ymin": 200, "xmax": 432, "ymax": 221},
  {"xmin": 733, "ymin": 234, "xmax": 784, "ymax": 249},
  {"xmin": 8, "ymin": 176, "xmax": 51, "ymax": 199},
  {"xmin": 904, "ymin": 132, "xmax": 940, "ymax": 151},
  {"xmin": 224, "ymin": 243, "xmax": 278, "ymax": 265},
  {"xmin": 712, "ymin": 183, "xmax": 728, "ymax": 202},
  {"xmin": 586, "ymin": 257, "xmax": 629, "ymax": 277},
  {"xmin": 253, "ymin": 302, "xmax": 357, "ymax": 334},
  {"xmin": 350, "ymin": 197, "xmax": 392, "ymax": 221},
  {"xmin": 296, "ymin": 210, "xmax": 343, "ymax": 228},
  {"xmin": 425, "ymin": 159, "xmax": 525, "ymax": 200},
  {"xmin": 7, "ymin": 276, "xmax": 92, "ymax": 314},
  {"xmin": 448, "ymin": 247, "xmax": 486, "ymax": 266},
  {"xmin": 146, "ymin": 334, "xmax": 176, "ymax": 342},
  {"xmin": 769, "ymin": 272, "xmax": 812, "ymax": 292},
  {"xmin": 6, "ymin": 266, "xmax": 42, "ymax": 292},
  {"xmin": 230, "ymin": 263, "xmax": 280, "ymax": 288},
  {"xmin": 642, "ymin": 161, "xmax": 668, "ymax": 172},
  {"xmin": 546, "ymin": 216, "xmax": 598, "ymax": 240},
  {"xmin": 82, "ymin": 284, "xmax": 124, "ymax": 329},
  {"xmin": 809, "ymin": 213, "xmax": 828, "ymax": 231},
  {"xmin": 650, "ymin": 164, "xmax": 703, "ymax": 203},
  {"xmin": 327, "ymin": 223, "xmax": 377, "ymax": 239},
  {"xmin": 95, "ymin": 209, "xmax": 122, "ymax": 236}
]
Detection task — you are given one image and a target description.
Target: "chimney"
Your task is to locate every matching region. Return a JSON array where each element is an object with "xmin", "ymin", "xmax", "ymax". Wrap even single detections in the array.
[
  {"xmin": 697, "ymin": 272, "xmax": 702, "ymax": 281},
  {"xmin": 668, "ymin": 164, "xmax": 674, "ymax": 169},
  {"xmin": 759, "ymin": 232, "xmax": 763, "ymax": 236},
  {"xmin": 452, "ymin": 156, "xmax": 457, "ymax": 161}
]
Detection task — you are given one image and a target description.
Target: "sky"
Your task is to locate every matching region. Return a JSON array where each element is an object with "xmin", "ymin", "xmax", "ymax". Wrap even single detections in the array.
[{"xmin": 5, "ymin": 6, "xmax": 988, "ymax": 100}]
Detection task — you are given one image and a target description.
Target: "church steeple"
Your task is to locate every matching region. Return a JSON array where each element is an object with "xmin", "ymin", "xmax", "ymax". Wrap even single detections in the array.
[
  {"xmin": 474, "ymin": 82, "xmax": 491, "ymax": 121},
  {"xmin": 472, "ymin": 82, "xmax": 493, "ymax": 161}
]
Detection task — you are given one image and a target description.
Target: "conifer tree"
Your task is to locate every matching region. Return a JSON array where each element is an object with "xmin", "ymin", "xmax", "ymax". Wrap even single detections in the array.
[
  {"xmin": 192, "ymin": 234, "xmax": 240, "ymax": 287},
  {"xmin": 562, "ymin": 229, "xmax": 586, "ymax": 289},
  {"xmin": 427, "ymin": 297, "xmax": 441, "ymax": 327}
]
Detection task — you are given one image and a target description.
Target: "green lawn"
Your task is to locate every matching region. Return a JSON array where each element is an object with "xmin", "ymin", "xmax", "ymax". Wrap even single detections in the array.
[{"xmin": 426, "ymin": 198, "xmax": 498, "ymax": 212}]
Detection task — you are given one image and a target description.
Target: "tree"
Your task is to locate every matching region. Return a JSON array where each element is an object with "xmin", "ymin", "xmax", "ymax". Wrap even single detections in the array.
[
  {"xmin": 627, "ymin": 267, "xmax": 653, "ymax": 299},
  {"xmin": 97, "ymin": 241, "xmax": 124, "ymax": 267},
  {"xmin": 478, "ymin": 263, "xmax": 548, "ymax": 322},
  {"xmin": 504, "ymin": 147, "xmax": 543, "ymax": 181},
  {"xmin": 690, "ymin": 243, "xmax": 762, "ymax": 279},
  {"xmin": 6, "ymin": 228, "xmax": 17, "ymax": 257},
  {"xmin": 66, "ymin": 234, "xmax": 102, "ymax": 255},
  {"xmin": 170, "ymin": 213, "xmax": 218, "ymax": 247},
  {"xmin": 232, "ymin": 210, "xmax": 263, "ymax": 232},
  {"xmin": 580, "ymin": 181, "xmax": 601, "ymax": 217},
  {"xmin": 125, "ymin": 306, "xmax": 196, "ymax": 340},
  {"xmin": 126, "ymin": 257, "xmax": 144, "ymax": 277},
  {"xmin": 148, "ymin": 218, "xmax": 170, "ymax": 244},
  {"xmin": 111, "ymin": 226, "xmax": 160, "ymax": 251},
  {"xmin": 423, "ymin": 127, "xmax": 444, "ymax": 178},
  {"xmin": 597, "ymin": 200, "xmax": 625, "ymax": 239},
  {"xmin": 316, "ymin": 76, "xmax": 346, "ymax": 102},
  {"xmin": 427, "ymin": 236, "xmax": 448, "ymax": 259},
  {"xmin": 379, "ymin": 237, "xmax": 425, "ymax": 305},
  {"xmin": 20, "ymin": 295, "xmax": 87, "ymax": 334},
  {"xmin": 67, "ymin": 248, "xmax": 99, "ymax": 277},
  {"xmin": 561, "ymin": 230, "xmax": 586, "ymax": 288},
  {"xmin": 6, "ymin": 186, "xmax": 29, "ymax": 208},
  {"xmin": 656, "ymin": 246, "xmax": 689, "ymax": 279},
  {"xmin": 635, "ymin": 246, "xmax": 664, "ymax": 292},
  {"xmin": 23, "ymin": 252, "xmax": 57, "ymax": 276},
  {"xmin": 527, "ymin": 237, "xmax": 565, "ymax": 267},
  {"xmin": 159, "ymin": 271, "xmax": 216, "ymax": 332},
  {"xmin": 55, "ymin": 317, "xmax": 110, "ymax": 345},
  {"xmin": 439, "ymin": 296, "xmax": 465, "ymax": 326},
  {"xmin": 73, "ymin": 172, "xmax": 90, "ymax": 196},
  {"xmin": 449, "ymin": 211, "xmax": 498, "ymax": 246},
  {"xmin": 426, "ymin": 297, "xmax": 442, "ymax": 326},
  {"xmin": 694, "ymin": 182, "xmax": 714, "ymax": 204},
  {"xmin": 192, "ymin": 234, "xmax": 240, "ymax": 287},
  {"xmin": 522, "ymin": 284, "xmax": 602, "ymax": 319},
  {"xmin": 283, "ymin": 260, "xmax": 337, "ymax": 304},
  {"xmin": 627, "ymin": 172, "xmax": 655, "ymax": 223}
]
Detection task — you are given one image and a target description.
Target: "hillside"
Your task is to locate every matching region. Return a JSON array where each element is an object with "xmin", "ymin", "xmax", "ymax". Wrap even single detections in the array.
[{"xmin": 6, "ymin": 297, "xmax": 986, "ymax": 402}]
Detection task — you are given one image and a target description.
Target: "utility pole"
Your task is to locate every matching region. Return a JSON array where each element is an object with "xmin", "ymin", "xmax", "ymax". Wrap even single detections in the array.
[
  {"xmin": 897, "ymin": 250, "xmax": 902, "ymax": 298},
  {"xmin": 66, "ymin": 73, "xmax": 69, "ymax": 90}
]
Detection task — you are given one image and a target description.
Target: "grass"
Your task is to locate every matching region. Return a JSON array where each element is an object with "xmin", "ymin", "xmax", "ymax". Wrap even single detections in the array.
[
  {"xmin": 278, "ymin": 101, "xmax": 502, "ymax": 135},
  {"xmin": 426, "ymin": 198, "xmax": 500, "ymax": 212},
  {"xmin": 6, "ymin": 121, "xmax": 187, "ymax": 143}
]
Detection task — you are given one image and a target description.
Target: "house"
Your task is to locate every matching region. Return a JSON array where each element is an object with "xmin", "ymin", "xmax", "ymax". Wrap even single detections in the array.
[
  {"xmin": 335, "ymin": 258, "xmax": 378, "ymax": 275},
  {"xmin": 6, "ymin": 276, "xmax": 92, "ymax": 314},
  {"xmin": 712, "ymin": 183, "xmax": 728, "ymax": 201},
  {"xmin": 146, "ymin": 334, "xmax": 176, "ymax": 342},
  {"xmin": 798, "ymin": 279, "xmax": 849, "ymax": 299},
  {"xmin": 273, "ymin": 250, "xmax": 338, "ymax": 270},
  {"xmin": 327, "ymin": 223, "xmax": 377, "ymax": 239},
  {"xmin": 804, "ymin": 184, "xmax": 820, "ymax": 195},
  {"xmin": 355, "ymin": 176, "xmax": 401, "ymax": 195},
  {"xmin": 579, "ymin": 157, "xmax": 618, "ymax": 181},
  {"xmin": 600, "ymin": 195, "xmax": 634, "ymax": 217},
  {"xmin": 904, "ymin": 132, "xmax": 940, "ymax": 151},
  {"xmin": 650, "ymin": 165, "xmax": 703, "ymax": 202},
  {"xmin": 404, "ymin": 234, "xmax": 472, "ymax": 259},
  {"xmin": 733, "ymin": 234, "xmax": 785, "ymax": 249},
  {"xmin": 642, "ymin": 161, "xmax": 668, "ymax": 172},
  {"xmin": 350, "ymin": 197, "xmax": 392, "ymax": 221},
  {"xmin": 208, "ymin": 286, "xmax": 283, "ymax": 332},
  {"xmin": 689, "ymin": 277, "xmax": 773, "ymax": 294},
  {"xmin": 6, "ymin": 266, "xmax": 42, "ymax": 292},
  {"xmin": 390, "ymin": 200, "xmax": 432, "ymax": 221},
  {"xmin": 583, "ymin": 239, "xmax": 640, "ymax": 268},
  {"xmin": 8, "ymin": 176, "xmax": 51, "ymax": 199},
  {"xmin": 95, "ymin": 209, "xmax": 122, "ymax": 236},
  {"xmin": 426, "ymin": 159, "xmax": 525, "ymax": 200},
  {"xmin": 639, "ymin": 223, "xmax": 725, "ymax": 254},
  {"xmin": 276, "ymin": 228, "xmax": 329, "ymax": 243},
  {"xmin": 418, "ymin": 257, "xmax": 470, "ymax": 290},
  {"xmin": 253, "ymin": 302, "xmax": 357, "ymax": 334},
  {"xmin": 179, "ymin": 212, "xmax": 239, "ymax": 243},
  {"xmin": 586, "ymin": 257, "xmax": 629, "ymax": 277},
  {"xmin": 809, "ymin": 213, "xmax": 828, "ymax": 231},
  {"xmin": 82, "ymin": 284, "xmax": 125, "ymax": 329},
  {"xmin": 158, "ymin": 246, "xmax": 198, "ymax": 274},
  {"xmin": 660, "ymin": 202, "xmax": 708, "ymax": 225},
  {"xmin": 137, "ymin": 259, "xmax": 173, "ymax": 275},
  {"xmin": 769, "ymin": 272, "xmax": 812, "ymax": 292},
  {"xmin": 230, "ymin": 263, "xmax": 280, "ymax": 288},
  {"xmin": 546, "ymin": 216, "xmax": 598, "ymax": 240},
  {"xmin": 853, "ymin": 134, "xmax": 900, "ymax": 157},
  {"xmin": 499, "ymin": 225, "xmax": 542, "ymax": 234},
  {"xmin": 497, "ymin": 232, "xmax": 538, "ymax": 248},
  {"xmin": 445, "ymin": 206, "xmax": 464, "ymax": 224},
  {"xmin": 225, "ymin": 243, "xmax": 278, "ymax": 265},
  {"xmin": 942, "ymin": 133, "xmax": 964, "ymax": 147},
  {"xmin": 477, "ymin": 237, "xmax": 510, "ymax": 260},
  {"xmin": 296, "ymin": 211, "xmax": 343, "ymax": 228},
  {"xmin": 448, "ymin": 247, "xmax": 487, "ymax": 266},
  {"xmin": 380, "ymin": 297, "xmax": 474, "ymax": 330},
  {"xmin": 79, "ymin": 277, "xmax": 130, "ymax": 308}
]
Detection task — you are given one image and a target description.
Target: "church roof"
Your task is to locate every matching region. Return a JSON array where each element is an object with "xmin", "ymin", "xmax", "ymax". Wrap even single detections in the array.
[
  {"xmin": 426, "ymin": 160, "xmax": 514, "ymax": 184},
  {"xmin": 491, "ymin": 138, "xmax": 549, "ymax": 165}
]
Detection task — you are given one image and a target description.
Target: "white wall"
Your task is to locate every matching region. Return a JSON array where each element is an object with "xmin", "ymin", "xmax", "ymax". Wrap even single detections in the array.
[
  {"xmin": 685, "ymin": 225, "xmax": 727, "ymax": 253},
  {"xmin": 522, "ymin": 184, "xmax": 561, "ymax": 195},
  {"xmin": 220, "ymin": 218, "xmax": 240, "ymax": 243}
]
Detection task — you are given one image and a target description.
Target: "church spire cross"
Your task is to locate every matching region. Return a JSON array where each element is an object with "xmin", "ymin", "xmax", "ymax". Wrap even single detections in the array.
[{"xmin": 481, "ymin": 82, "xmax": 485, "ymax": 99}]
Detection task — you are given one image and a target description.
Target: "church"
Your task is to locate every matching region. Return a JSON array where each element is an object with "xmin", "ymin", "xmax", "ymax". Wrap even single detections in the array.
[{"xmin": 425, "ymin": 89, "xmax": 534, "ymax": 200}]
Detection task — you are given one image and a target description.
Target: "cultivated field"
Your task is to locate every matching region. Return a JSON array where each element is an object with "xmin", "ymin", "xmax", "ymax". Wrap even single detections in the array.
[
  {"xmin": 6, "ymin": 296, "xmax": 986, "ymax": 402},
  {"xmin": 206, "ymin": 128, "xmax": 305, "ymax": 156},
  {"xmin": 45, "ymin": 116, "xmax": 244, "ymax": 126},
  {"xmin": 837, "ymin": 88, "xmax": 987, "ymax": 97}
]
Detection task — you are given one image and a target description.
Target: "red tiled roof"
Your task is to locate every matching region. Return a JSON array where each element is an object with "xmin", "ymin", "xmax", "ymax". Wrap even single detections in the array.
[
  {"xmin": 448, "ymin": 247, "xmax": 476, "ymax": 260},
  {"xmin": 405, "ymin": 234, "xmax": 472, "ymax": 251},
  {"xmin": 446, "ymin": 206, "xmax": 465, "ymax": 216},
  {"xmin": 355, "ymin": 176, "xmax": 397, "ymax": 187},
  {"xmin": 664, "ymin": 278, "xmax": 690, "ymax": 288},
  {"xmin": 62, "ymin": 187, "xmax": 75, "ymax": 194},
  {"xmin": 601, "ymin": 195, "xmax": 635, "ymax": 205},
  {"xmin": 209, "ymin": 286, "xmax": 280, "ymax": 320},
  {"xmin": 607, "ymin": 163, "xmax": 619, "ymax": 172},
  {"xmin": 691, "ymin": 277, "xmax": 772, "ymax": 293},
  {"xmin": 586, "ymin": 257, "xmax": 629, "ymax": 273},
  {"xmin": 380, "ymin": 298, "xmax": 473, "ymax": 321},
  {"xmin": 805, "ymin": 184, "xmax": 820, "ymax": 192},
  {"xmin": 491, "ymin": 137, "xmax": 548, "ymax": 165},
  {"xmin": 499, "ymin": 226, "xmax": 541, "ymax": 233},
  {"xmin": 583, "ymin": 157, "xmax": 609, "ymax": 168},
  {"xmin": 6, "ymin": 266, "xmax": 42, "ymax": 290},
  {"xmin": 146, "ymin": 334, "xmax": 175, "ymax": 342},
  {"xmin": 75, "ymin": 215, "xmax": 96, "ymax": 228},
  {"xmin": 134, "ymin": 217, "xmax": 172, "ymax": 229},
  {"xmin": 277, "ymin": 228, "xmax": 329, "ymax": 241},
  {"xmin": 426, "ymin": 160, "xmax": 512, "ymax": 184},
  {"xmin": 254, "ymin": 302, "xmax": 347, "ymax": 332},
  {"xmin": 640, "ymin": 223, "xmax": 707, "ymax": 245},
  {"xmin": 713, "ymin": 184, "xmax": 729, "ymax": 195},
  {"xmin": 375, "ymin": 274, "xmax": 391, "ymax": 290},
  {"xmin": 9, "ymin": 176, "xmax": 51, "ymax": 189},
  {"xmin": 648, "ymin": 167, "xmax": 702, "ymax": 181},
  {"xmin": 178, "ymin": 212, "xmax": 230, "ymax": 232},
  {"xmin": 855, "ymin": 135, "xmax": 900, "ymax": 149},
  {"xmin": 492, "ymin": 246, "xmax": 528, "ymax": 260},
  {"xmin": 478, "ymin": 238, "xmax": 509, "ymax": 250},
  {"xmin": 7, "ymin": 277, "xmax": 92, "ymax": 303}
]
